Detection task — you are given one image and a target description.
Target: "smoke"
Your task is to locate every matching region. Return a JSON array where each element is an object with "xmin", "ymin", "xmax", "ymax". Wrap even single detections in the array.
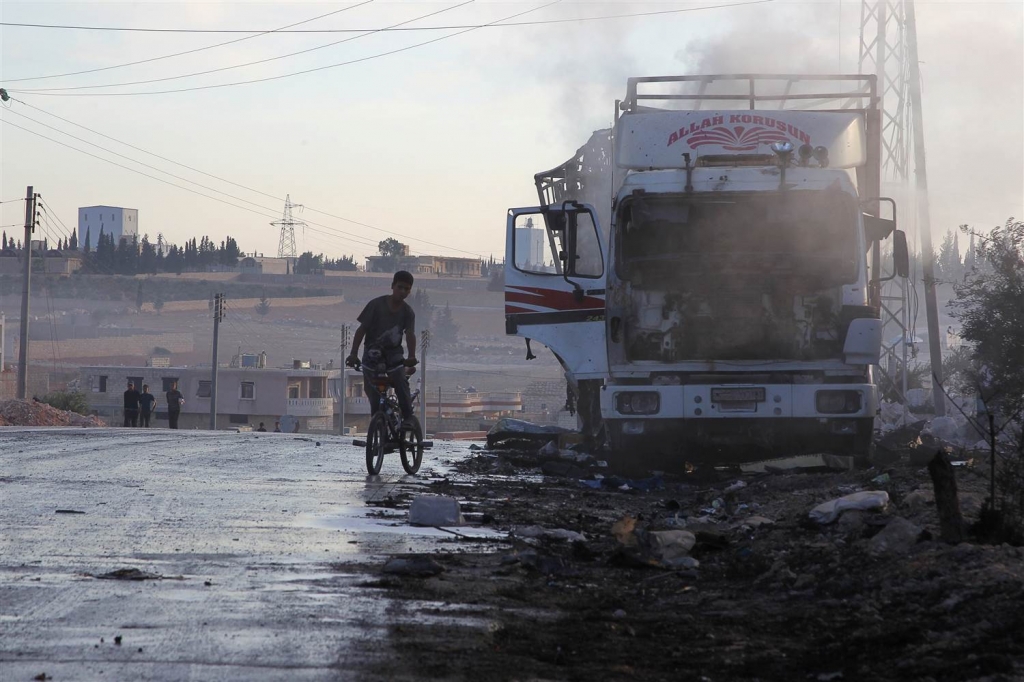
[
  {"xmin": 678, "ymin": 3, "xmax": 843, "ymax": 75},
  {"xmin": 670, "ymin": 1, "xmax": 1024, "ymax": 236}
]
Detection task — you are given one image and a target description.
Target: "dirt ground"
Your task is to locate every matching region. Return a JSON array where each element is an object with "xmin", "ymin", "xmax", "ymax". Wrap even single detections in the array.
[{"xmin": 339, "ymin": 444, "xmax": 1023, "ymax": 682}]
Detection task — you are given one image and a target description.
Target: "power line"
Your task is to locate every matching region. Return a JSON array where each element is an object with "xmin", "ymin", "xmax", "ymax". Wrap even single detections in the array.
[
  {"xmin": 9, "ymin": 0, "xmax": 476, "ymax": 93},
  {"xmin": 0, "ymin": 0, "xmax": 575, "ymax": 97},
  {"xmin": 1, "ymin": 0, "xmax": 376, "ymax": 83},
  {"xmin": 8, "ymin": 99, "xmax": 486, "ymax": 257},
  {"xmin": 0, "ymin": 3, "xmax": 771, "ymax": 34},
  {"xmin": 0, "ymin": 118, "xmax": 390, "ymax": 255}
]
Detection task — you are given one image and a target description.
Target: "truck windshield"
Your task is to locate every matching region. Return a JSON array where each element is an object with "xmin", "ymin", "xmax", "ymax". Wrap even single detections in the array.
[
  {"xmin": 620, "ymin": 190, "xmax": 858, "ymax": 286},
  {"xmin": 617, "ymin": 189, "xmax": 862, "ymax": 362}
]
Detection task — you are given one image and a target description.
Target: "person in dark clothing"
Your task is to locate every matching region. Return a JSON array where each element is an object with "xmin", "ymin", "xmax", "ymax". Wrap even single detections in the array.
[
  {"xmin": 346, "ymin": 271, "xmax": 417, "ymax": 425},
  {"xmin": 138, "ymin": 384, "xmax": 156, "ymax": 427},
  {"xmin": 256, "ymin": 422, "xmax": 267, "ymax": 432},
  {"xmin": 273, "ymin": 421, "xmax": 282, "ymax": 433},
  {"xmin": 123, "ymin": 382, "xmax": 141, "ymax": 427},
  {"xmin": 166, "ymin": 381, "xmax": 184, "ymax": 429}
]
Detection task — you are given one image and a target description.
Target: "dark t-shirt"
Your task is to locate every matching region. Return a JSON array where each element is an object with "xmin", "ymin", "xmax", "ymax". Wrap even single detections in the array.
[
  {"xmin": 139, "ymin": 392, "xmax": 156, "ymax": 414},
  {"xmin": 357, "ymin": 295, "xmax": 415, "ymax": 363},
  {"xmin": 124, "ymin": 389, "xmax": 141, "ymax": 410},
  {"xmin": 166, "ymin": 389, "xmax": 184, "ymax": 411}
]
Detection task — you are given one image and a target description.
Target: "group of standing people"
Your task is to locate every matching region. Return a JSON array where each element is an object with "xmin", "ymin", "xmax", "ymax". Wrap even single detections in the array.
[{"xmin": 123, "ymin": 381, "xmax": 184, "ymax": 429}]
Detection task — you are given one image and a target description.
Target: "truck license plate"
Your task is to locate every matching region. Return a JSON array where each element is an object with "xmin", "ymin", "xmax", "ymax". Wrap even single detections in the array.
[{"xmin": 712, "ymin": 387, "xmax": 766, "ymax": 403}]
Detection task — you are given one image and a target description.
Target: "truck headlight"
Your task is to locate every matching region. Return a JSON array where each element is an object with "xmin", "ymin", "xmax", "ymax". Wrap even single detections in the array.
[
  {"xmin": 616, "ymin": 392, "xmax": 660, "ymax": 415},
  {"xmin": 815, "ymin": 390, "xmax": 862, "ymax": 414}
]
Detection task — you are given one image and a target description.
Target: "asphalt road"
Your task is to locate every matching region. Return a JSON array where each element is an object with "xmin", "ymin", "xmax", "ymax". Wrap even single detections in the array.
[{"xmin": 0, "ymin": 427, "xmax": 486, "ymax": 681}]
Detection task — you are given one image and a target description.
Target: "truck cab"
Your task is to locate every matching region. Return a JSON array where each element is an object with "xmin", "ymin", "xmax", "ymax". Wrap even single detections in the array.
[{"xmin": 505, "ymin": 75, "xmax": 908, "ymax": 463}]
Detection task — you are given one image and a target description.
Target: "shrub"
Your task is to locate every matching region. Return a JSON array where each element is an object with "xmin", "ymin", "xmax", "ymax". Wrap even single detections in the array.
[{"xmin": 40, "ymin": 390, "xmax": 90, "ymax": 415}]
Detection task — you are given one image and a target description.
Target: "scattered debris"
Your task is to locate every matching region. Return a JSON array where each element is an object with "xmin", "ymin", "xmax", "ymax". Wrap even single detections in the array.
[
  {"xmin": 382, "ymin": 556, "xmax": 445, "ymax": 577},
  {"xmin": 93, "ymin": 568, "xmax": 181, "ymax": 581},
  {"xmin": 511, "ymin": 525, "xmax": 586, "ymax": 543},
  {"xmin": 334, "ymin": 433, "xmax": 1024, "ymax": 680},
  {"xmin": 809, "ymin": 491, "xmax": 890, "ymax": 524},
  {"xmin": 868, "ymin": 517, "xmax": 924, "ymax": 555},
  {"xmin": 486, "ymin": 417, "xmax": 570, "ymax": 449},
  {"xmin": 55, "ymin": 509, "xmax": 86, "ymax": 514},
  {"xmin": 408, "ymin": 495, "xmax": 464, "ymax": 527}
]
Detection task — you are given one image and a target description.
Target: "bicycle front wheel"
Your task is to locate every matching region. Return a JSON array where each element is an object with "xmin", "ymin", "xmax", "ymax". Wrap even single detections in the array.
[
  {"xmin": 399, "ymin": 416, "xmax": 424, "ymax": 475},
  {"xmin": 365, "ymin": 413, "xmax": 387, "ymax": 475}
]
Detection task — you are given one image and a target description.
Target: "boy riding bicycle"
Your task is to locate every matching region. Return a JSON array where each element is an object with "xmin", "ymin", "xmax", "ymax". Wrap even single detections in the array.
[{"xmin": 346, "ymin": 270, "xmax": 418, "ymax": 427}]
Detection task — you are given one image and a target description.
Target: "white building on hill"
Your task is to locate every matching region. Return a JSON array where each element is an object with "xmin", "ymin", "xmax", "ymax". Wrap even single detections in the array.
[{"xmin": 79, "ymin": 205, "xmax": 138, "ymax": 248}]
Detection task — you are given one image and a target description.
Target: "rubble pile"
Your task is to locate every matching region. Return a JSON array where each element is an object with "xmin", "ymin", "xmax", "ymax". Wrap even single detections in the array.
[
  {"xmin": 348, "ymin": 435, "xmax": 1024, "ymax": 681},
  {"xmin": 0, "ymin": 400, "xmax": 105, "ymax": 427}
]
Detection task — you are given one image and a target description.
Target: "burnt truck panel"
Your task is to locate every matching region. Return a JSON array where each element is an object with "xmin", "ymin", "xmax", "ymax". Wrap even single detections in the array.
[{"xmin": 615, "ymin": 188, "xmax": 861, "ymax": 364}]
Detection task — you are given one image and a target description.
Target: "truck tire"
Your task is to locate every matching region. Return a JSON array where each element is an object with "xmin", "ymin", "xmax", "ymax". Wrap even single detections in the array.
[
  {"xmin": 576, "ymin": 380, "xmax": 603, "ymax": 440},
  {"xmin": 850, "ymin": 418, "xmax": 876, "ymax": 469}
]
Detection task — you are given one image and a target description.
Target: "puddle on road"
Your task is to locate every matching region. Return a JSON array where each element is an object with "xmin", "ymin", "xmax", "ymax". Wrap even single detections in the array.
[{"xmin": 295, "ymin": 506, "xmax": 504, "ymax": 540}]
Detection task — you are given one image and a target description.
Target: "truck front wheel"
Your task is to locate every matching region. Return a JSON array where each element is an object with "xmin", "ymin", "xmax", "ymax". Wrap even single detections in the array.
[{"xmin": 849, "ymin": 417, "xmax": 876, "ymax": 468}]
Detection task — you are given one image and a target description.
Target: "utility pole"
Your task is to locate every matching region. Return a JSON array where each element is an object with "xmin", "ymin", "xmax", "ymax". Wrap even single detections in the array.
[
  {"xmin": 17, "ymin": 186, "xmax": 36, "ymax": 400},
  {"xmin": 339, "ymin": 324, "xmax": 350, "ymax": 435},
  {"xmin": 905, "ymin": 0, "xmax": 945, "ymax": 416},
  {"xmin": 420, "ymin": 329, "xmax": 430, "ymax": 435},
  {"xmin": 209, "ymin": 293, "xmax": 225, "ymax": 430}
]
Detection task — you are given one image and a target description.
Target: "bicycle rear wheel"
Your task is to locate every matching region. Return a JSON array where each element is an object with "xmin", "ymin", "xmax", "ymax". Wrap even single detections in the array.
[
  {"xmin": 365, "ymin": 413, "xmax": 387, "ymax": 475},
  {"xmin": 399, "ymin": 416, "xmax": 424, "ymax": 475}
]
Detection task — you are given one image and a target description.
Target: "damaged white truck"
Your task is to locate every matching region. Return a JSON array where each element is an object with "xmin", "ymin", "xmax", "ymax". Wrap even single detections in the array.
[{"xmin": 504, "ymin": 75, "xmax": 909, "ymax": 463}]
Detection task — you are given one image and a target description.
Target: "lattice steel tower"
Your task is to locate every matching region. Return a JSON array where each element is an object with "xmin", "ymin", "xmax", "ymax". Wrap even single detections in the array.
[
  {"xmin": 859, "ymin": 0, "xmax": 946, "ymax": 415},
  {"xmin": 272, "ymin": 194, "xmax": 305, "ymax": 259}
]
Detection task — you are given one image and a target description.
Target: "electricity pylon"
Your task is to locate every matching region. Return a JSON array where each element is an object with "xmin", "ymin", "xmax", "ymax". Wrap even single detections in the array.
[
  {"xmin": 859, "ymin": 0, "xmax": 945, "ymax": 415},
  {"xmin": 272, "ymin": 194, "xmax": 305, "ymax": 260}
]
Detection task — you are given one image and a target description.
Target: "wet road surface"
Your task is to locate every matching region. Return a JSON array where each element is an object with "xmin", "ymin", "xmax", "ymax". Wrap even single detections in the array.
[{"xmin": 0, "ymin": 428, "xmax": 483, "ymax": 681}]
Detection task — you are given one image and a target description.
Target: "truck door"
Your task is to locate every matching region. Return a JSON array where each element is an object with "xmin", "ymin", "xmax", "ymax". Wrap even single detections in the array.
[{"xmin": 504, "ymin": 203, "xmax": 608, "ymax": 378}]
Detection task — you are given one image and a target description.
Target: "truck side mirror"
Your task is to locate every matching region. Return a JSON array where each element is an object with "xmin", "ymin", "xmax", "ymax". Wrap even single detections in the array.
[{"xmin": 893, "ymin": 230, "xmax": 909, "ymax": 278}]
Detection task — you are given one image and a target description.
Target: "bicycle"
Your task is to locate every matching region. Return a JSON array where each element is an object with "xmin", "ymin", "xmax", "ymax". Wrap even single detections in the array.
[{"xmin": 349, "ymin": 353, "xmax": 424, "ymax": 476}]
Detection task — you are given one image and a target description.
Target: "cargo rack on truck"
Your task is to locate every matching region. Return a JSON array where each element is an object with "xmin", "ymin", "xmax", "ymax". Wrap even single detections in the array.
[{"xmin": 619, "ymin": 74, "xmax": 878, "ymax": 113}]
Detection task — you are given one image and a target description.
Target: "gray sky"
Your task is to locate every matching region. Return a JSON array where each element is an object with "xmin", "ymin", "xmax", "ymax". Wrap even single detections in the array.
[{"xmin": 1, "ymin": 1, "xmax": 1021, "ymax": 262}]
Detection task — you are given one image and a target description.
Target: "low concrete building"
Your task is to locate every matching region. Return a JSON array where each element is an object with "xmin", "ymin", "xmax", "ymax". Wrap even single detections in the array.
[
  {"xmin": 44, "ymin": 250, "xmax": 84, "ymax": 275},
  {"xmin": 0, "ymin": 249, "xmax": 84, "ymax": 275},
  {"xmin": 82, "ymin": 362, "xmax": 341, "ymax": 432},
  {"xmin": 364, "ymin": 254, "xmax": 483, "ymax": 277},
  {"xmin": 238, "ymin": 256, "xmax": 292, "ymax": 275}
]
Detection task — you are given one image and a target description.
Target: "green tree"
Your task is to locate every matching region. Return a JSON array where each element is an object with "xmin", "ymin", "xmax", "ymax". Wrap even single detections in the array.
[
  {"xmin": 219, "ymin": 236, "xmax": 241, "ymax": 267},
  {"xmin": 139, "ymin": 235, "xmax": 157, "ymax": 274},
  {"xmin": 294, "ymin": 251, "xmax": 325, "ymax": 275},
  {"xmin": 487, "ymin": 266, "xmax": 505, "ymax": 292},
  {"xmin": 373, "ymin": 238, "xmax": 406, "ymax": 272},
  {"xmin": 938, "ymin": 228, "xmax": 963, "ymax": 282},
  {"xmin": 325, "ymin": 254, "xmax": 358, "ymax": 271},
  {"xmin": 153, "ymin": 288, "xmax": 166, "ymax": 315},
  {"xmin": 950, "ymin": 218, "xmax": 1024, "ymax": 414},
  {"xmin": 254, "ymin": 290, "xmax": 271, "ymax": 319},
  {"xmin": 434, "ymin": 301, "xmax": 459, "ymax": 349},
  {"xmin": 410, "ymin": 290, "xmax": 434, "ymax": 321},
  {"xmin": 135, "ymin": 281, "xmax": 145, "ymax": 313}
]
